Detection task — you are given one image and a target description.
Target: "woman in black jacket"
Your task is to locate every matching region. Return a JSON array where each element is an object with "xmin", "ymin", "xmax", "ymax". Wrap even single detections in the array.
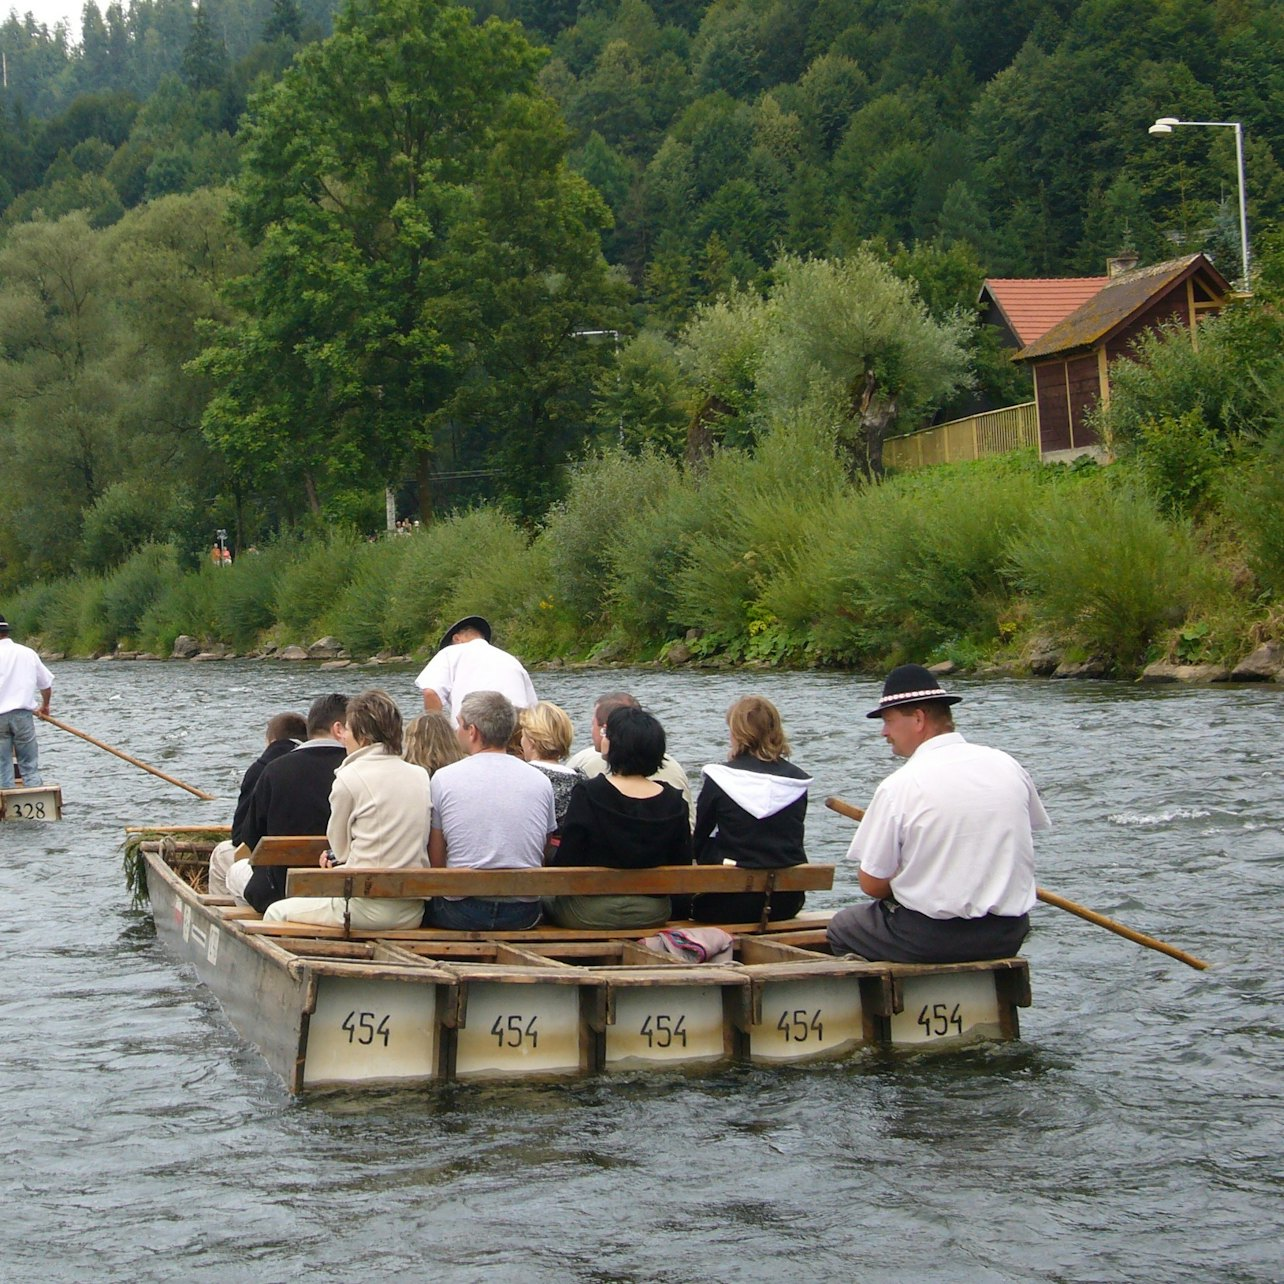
[
  {"xmin": 545, "ymin": 706, "xmax": 690, "ymax": 929},
  {"xmin": 691, "ymin": 695, "xmax": 812, "ymax": 924}
]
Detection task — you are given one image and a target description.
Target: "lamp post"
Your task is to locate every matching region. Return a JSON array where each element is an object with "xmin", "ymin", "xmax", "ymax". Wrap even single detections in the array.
[
  {"xmin": 1148, "ymin": 116, "xmax": 1250, "ymax": 291},
  {"xmin": 572, "ymin": 328, "xmax": 624, "ymax": 443}
]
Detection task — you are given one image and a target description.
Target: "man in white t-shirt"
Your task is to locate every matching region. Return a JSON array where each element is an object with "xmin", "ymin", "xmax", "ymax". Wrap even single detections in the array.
[
  {"xmin": 827, "ymin": 664, "xmax": 1048, "ymax": 963},
  {"xmin": 414, "ymin": 615, "xmax": 537, "ymax": 720},
  {"xmin": 0, "ymin": 615, "xmax": 54, "ymax": 789},
  {"xmin": 425, "ymin": 690, "xmax": 556, "ymax": 931}
]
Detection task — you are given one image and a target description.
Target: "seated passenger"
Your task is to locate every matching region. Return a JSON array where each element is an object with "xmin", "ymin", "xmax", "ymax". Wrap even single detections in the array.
[
  {"xmin": 518, "ymin": 700, "xmax": 585, "ymax": 832},
  {"xmin": 403, "ymin": 711, "xmax": 465, "ymax": 776},
  {"xmin": 208, "ymin": 710, "xmax": 306, "ymax": 898},
  {"xmin": 264, "ymin": 690, "xmax": 432, "ymax": 930},
  {"xmin": 424, "ymin": 691, "xmax": 556, "ymax": 931},
  {"xmin": 690, "ymin": 695, "xmax": 812, "ymax": 924},
  {"xmin": 227, "ymin": 693, "xmax": 350, "ymax": 913},
  {"xmin": 545, "ymin": 706, "xmax": 691, "ymax": 930}
]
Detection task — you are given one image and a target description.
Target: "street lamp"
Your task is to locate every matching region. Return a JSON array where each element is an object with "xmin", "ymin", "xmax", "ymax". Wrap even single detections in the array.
[{"xmin": 1148, "ymin": 116, "xmax": 1250, "ymax": 291}]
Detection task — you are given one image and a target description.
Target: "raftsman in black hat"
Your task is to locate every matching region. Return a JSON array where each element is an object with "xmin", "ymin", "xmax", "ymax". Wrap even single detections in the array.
[
  {"xmin": 437, "ymin": 614, "xmax": 491, "ymax": 654},
  {"xmin": 866, "ymin": 664, "xmax": 962, "ymax": 718}
]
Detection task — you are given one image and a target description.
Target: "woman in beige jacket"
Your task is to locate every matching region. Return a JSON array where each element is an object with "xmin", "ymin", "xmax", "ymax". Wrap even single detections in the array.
[{"xmin": 264, "ymin": 690, "xmax": 432, "ymax": 929}]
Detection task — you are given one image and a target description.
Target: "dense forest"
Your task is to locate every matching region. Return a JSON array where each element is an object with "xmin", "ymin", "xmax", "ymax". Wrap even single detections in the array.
[{"xmin": 2, "ymin": 0, "xmax": 1284, "ymax": 674}]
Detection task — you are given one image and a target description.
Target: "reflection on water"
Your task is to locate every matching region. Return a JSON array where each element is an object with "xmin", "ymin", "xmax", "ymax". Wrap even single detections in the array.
[{"xmin": 1, "ymin": 661, "xmax": 1282, "ymax": 1282}]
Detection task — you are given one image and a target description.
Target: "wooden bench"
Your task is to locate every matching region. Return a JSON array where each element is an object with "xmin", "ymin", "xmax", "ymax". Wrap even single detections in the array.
[
  {"xmin": 248, "ymin": 836, "xmax": 330, "ymax": 866},
  {"xmin": 271, "ymin": 863, "xmax": 834, "ymax": 937}
]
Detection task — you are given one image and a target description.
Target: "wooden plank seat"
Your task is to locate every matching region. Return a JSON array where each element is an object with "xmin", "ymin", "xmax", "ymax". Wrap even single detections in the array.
[
  {"xmin": 284, "ymin": 862, "xmax": 833, "ymax": 899},
  {"xmin": 248, "ymin": 835, "xmax": 330, "ymax": 866}
]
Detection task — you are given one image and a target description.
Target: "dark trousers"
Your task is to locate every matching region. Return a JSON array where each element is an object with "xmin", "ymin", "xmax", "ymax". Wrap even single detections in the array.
[
  {"xmin": 826, "ymin": 899, "xmax": 1029, "ymax": 963},
  {"xmin": 690, "ymin": 890, "xmax": 805, "ymax": 924}
]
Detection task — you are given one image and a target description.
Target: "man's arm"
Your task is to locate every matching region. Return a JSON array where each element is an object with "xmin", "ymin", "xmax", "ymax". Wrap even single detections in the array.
[
  {"xmin": 428, "ymin": 827, "xmax": 447, "ymax": 868},
  {"xmin": 422, "ymin": 689, "xmax": 444, "ymax": 713},
  {"xmin": 859, "ymin": 869, "xmax": 894, "ymax": 900},
  {"xmin": 36, "ymin": 686, "xmax": 51, "ymax": 716}
]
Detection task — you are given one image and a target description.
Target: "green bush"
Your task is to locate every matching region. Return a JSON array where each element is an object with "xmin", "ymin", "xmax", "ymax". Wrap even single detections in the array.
[
  {"xmin": 322, "ymin": 537, "xmax": 416, "ymax": 657},
  {"xmin": 540, "ymin": 450, "xmax": 684, "ymax": 626},
  {"xmin": 78, "ymin": 481, "xmax": 194, "ymax": 574},
  {"xmin": 1125, "ymin": 409, "xmax": 1230, "ymax": 519},
  {"xmin": 99, "ymin": 543, "xmax": 180, "ymax": 646},
  {"xmin": 1226, "ymin": 411, "xmax": 1284, "ymax": 599},
  {"xmin": 2, "ymin": 580, "xmax": 66, "ymax": 639},
  {"xmin": 137, "ymin": 566, "xmax": 226, "ymax": 654},
  {"xmin": 272, "ymin": 531, "xmax": 364, "ymax": 638},
  {"xmin": 769, "ymin": 452, "xmax": 1046, "ymax": 665},
  {"xmin": 209, "ymin": 542, "xmax": 291, "ymax": 648},
  {"xmin": 382, "ymin": 511, "xmax": 542, "ymax": 656},
  {"xmin": 1007, "ymin": 475, "xmax": 1221, "ymax": 670}
]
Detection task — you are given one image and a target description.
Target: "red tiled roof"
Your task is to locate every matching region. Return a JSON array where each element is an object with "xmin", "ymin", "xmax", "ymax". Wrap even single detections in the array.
[
  {"xmin": 979, "ymin": 277, "xmax": 1108, "ymax": 347},
  {"xmin": 1016, "ymin": 254, "xmax": 1230, "ymax": 361}
]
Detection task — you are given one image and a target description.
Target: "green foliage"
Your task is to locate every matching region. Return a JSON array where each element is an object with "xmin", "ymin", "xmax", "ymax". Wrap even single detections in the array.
[
  {"xmin": 1007, "ymin": 475, "xmax": 1221, "ymax": 671},
  {"xmin": 1226, "ymin": 407, "xmax": 1284, "ymax": 599},
  {"xmin": 99, "ymin": 543, "xmax": 180, "ymax": 645},
  {"xmin": 1127, "ymin": 409, "xmax": 1230, "ymax": 519},
  {"xmin": 321, "ymin": 537, "xmax": 417, "ymax": 657},
  {"xmin": 78, "ymin": 480, "xmax": 194, "ymax": 573},
  {"xmin": 776, "ymin": 453, "xmax": 1049, "ymax": 665},
  {"xmin": 271, "ymin": 532, "xmax": 365, "ymax": 638},
  {"xmin": 381, "ymin": 509, "xmax": 543, "ymax": 655},
  {"xmin": 539, "ymin": 449, "xmax": 684, "ymax": 627}
]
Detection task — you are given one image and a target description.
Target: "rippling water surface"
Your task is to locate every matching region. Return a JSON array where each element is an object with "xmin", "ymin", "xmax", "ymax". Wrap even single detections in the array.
[{"xmin": 1, "ymin": 662, "xmax": 1280, "ymax": 1282}]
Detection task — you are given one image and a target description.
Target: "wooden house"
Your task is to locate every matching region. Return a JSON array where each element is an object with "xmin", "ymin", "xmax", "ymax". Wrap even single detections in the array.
[{"xmin": 1015, "ymin": 253, "xmax": 1230, "ymax": 461}]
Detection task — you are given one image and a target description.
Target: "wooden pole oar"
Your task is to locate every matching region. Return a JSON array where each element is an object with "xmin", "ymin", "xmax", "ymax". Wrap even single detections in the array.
[
  {"xmin": 41, "ymin": 713, "xmax": 216, "ymax": 801},
  {"xmin": 823, "ymin": 795, "xmax": 1209, "ymax": 971}
]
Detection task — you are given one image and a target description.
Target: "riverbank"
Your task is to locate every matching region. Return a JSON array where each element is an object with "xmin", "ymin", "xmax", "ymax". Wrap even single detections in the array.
[{"xmin": 7, "ymin": 443, "xmax": 1284, "ymax": 682}]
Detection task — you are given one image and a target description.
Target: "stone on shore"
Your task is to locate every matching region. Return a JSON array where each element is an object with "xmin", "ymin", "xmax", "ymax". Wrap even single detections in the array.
[
  {"xmin": 278, "ymin": 645, "xmax": 310, "ymax": 660},
  {"xmin": 171, "ymin": 635, "xmax": 200, "ymax": 659},
  {"xmin": 320, "ymin": 659, "xmax": 352, "ymax": 670},
  {"xmin": 1230, "ymin": 641, "xmax": 1284, "ymax": 681},
  {"xmin": 1052, "ymin": 657, "xmax": 1111, "ymax": 679},
  {"xmin": 308, "ymin": 636, "xmax": 347, "ymax": 660},
  {"xmin": 1139, "ymin": 661, "xmax": 1232, "ymax": 684}
]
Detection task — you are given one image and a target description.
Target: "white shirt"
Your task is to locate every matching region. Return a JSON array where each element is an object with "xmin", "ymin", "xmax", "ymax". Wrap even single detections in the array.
[
  {"xmin": 414, "ymin": 638, "xmax": 537, "ymax": 720},
  {"xmin": 846, "ymin": 732, "xmax": 1048, "ymax": 920},
  {"xmin": 0, "ymin": 638, "xmax": 54, "ymax": 714}
]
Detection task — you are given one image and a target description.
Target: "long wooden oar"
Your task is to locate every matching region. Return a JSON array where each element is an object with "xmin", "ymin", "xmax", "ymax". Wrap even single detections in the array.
[
  {"xmin": 41, "ymin": 713, "xmax": 216, "ymax": 801},
  {"xmin": 823, "ymin": 795, "xmax": 1209, "ymax": 971}
]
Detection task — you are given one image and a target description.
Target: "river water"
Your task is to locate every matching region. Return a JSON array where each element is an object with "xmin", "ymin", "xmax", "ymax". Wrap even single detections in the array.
[{"xmin": 0, "ymin": 661, "xmax": 1280, "ymax": 1282}]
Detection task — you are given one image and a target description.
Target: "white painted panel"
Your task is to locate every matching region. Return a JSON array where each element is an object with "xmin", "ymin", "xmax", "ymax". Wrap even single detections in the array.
[
  {"xmin": 304, "ymin": 975, "xmax": 439, "ymax": 1086},
  {"xmin": 889, "ymin": 970, "xmax": 1002, "ymax": 1046},
  {"xmin": 750, "ymin": 975, "xmax": 865, "ymax": 1062},
  {"xmin": 605, "ymin": 986, "xmax": 726, "ymax": 1069},
  {"xmin": 0, "ymin": 785, "xmax": 62, "ymax": 821},
  {"xmin": 454, "ymin": 982, "xmax": 582, "ymax": 1079}
]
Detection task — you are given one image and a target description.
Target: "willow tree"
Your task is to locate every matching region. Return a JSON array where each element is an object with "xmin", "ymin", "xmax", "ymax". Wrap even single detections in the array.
[{"xmin": 196, "ymin": 0, "xmax": 623, "ymax": 523}]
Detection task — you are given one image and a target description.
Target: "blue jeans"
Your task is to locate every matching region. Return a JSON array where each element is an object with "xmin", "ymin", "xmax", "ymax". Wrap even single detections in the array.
[
  {"xmin": 0, "ymin": 709, "xmax": 43, "ymax": 788},
  {"xmin": 424, "ymin": 897, "xmax": 541, "ymax": 931}
]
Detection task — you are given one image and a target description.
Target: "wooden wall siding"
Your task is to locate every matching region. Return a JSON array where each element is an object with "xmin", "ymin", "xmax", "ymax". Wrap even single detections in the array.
[
  {"xmin": 1066, "ymin": 354, "xmax": 1102, "ymax": 446},
  {"xmin": 1034, "ymin": 364, "xmax": 1071, "ymax": 452},
  {"xmin": 884, "ymin": 401, "xmax": 1038, "ymax": 469}
]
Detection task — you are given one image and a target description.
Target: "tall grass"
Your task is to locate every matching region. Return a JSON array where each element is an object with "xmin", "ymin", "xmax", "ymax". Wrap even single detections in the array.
[
  {"xmin": 99, "ymin": 543, "xmax": 179, "ymax": 646},
  {"xmin": 1007, "ymin": 474, "xmax": 1222, "ymax": 669}
]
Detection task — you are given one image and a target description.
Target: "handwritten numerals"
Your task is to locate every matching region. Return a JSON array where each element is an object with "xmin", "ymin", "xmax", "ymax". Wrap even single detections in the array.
[
  {"xmin": 341, "ymin": 1010, "xmax": 391, "ymax": 1047},
  {"xmin": 490, "ymin": 1014, "xmax": 539, "ymax": 1049},
  {"xmin": 640, "ymin": 1013, "xmax": 687, "ymax": 1049},
  {"xmin": 916, "ymin": 1002, "xmax": 963, "ymax": 1038},
  {"xmin": 776, "ymin": 1008, "xmax": 824, "ymax": 1042}
]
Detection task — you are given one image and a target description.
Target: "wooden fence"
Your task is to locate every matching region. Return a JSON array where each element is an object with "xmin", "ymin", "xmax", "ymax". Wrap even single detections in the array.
[{"xmin": 883, "ymin": 401, "xmax": 1039, "ymax": 470}]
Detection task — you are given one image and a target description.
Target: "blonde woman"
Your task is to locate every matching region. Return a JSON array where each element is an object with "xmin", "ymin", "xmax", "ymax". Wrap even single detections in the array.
[
  {"xmin": 404, "ymin": 712, "xmax": 465, "ymax": 776},
  {"xmin": 518, "ymin": 700, "xmax": 585, "ymax": 831},
  {"xmin": 264, "ymin": 690, "xmax": 431, "ymax": 930},
  {"xmin": 691, "ymin": 695, "xmax": 812, "ymax": 924}
]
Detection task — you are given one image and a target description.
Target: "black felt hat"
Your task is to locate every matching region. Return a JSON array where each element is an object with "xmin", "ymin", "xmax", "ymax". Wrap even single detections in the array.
[
  {"xmin": 866, "ymin": 664, "xmax": 962, "ymax": 718},
  {"xmin": 0, "ymin": 614, "xmax": 9, "ymax": 631},
  {"xmin": 437, "ymin": 615, "xmax": 491, "ymax": 653}
]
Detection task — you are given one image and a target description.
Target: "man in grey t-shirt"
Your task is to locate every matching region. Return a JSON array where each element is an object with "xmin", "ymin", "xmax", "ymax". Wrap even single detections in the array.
[{"xmin": 426, "ymin": 690, "xmax": 556, "ymax": 931}]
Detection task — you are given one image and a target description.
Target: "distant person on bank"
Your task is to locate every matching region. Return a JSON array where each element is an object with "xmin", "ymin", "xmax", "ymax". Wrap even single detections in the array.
[
  {"xmin": 414, "ymin": 615, "xmax": 536, "ymax": 720},
  {"xmin": 566, "ymin": 690, "xmax": 693, "ymax": 820},
  {"xmin": 826, "ymin": 665, "xmax": 1048, "ymax": 964},
  {"xmin": 265, "ymin": 690, "xmax": 432, "ymax": 930},
  {"xmin": 546, "ymin": 706, "xmax": 692, "ymax": 931},
  {"xmin": 0, "ymin": 614, "xmax": 54, "ymax": 790},
  {"xmin": 691, "ymin": 695, "xmax": 812, "ymax": 925},
  {"xmin": 224, "ymin": 693, "xmax": 349, "ymax": 913},
  {"xmin": 424, "ymin": 691, "xmax": 556, "ymax": 931},
  {"xmin": 207, "ymin": 710, "xmax": 307, "ymax": 898}
]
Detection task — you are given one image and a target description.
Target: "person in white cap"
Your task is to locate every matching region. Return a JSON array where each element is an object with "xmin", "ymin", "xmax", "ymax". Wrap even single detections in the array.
[
  {"xmin": 826, "ymin": 664, "xmax": 1048, "ymax": 963},
  {"xmin": 414, "ymin": 615, "xmax": 536, "ymax": 721},
  {"xmin": 0, "ymin": 614, "xmax": 54, "ymax": 789}
]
